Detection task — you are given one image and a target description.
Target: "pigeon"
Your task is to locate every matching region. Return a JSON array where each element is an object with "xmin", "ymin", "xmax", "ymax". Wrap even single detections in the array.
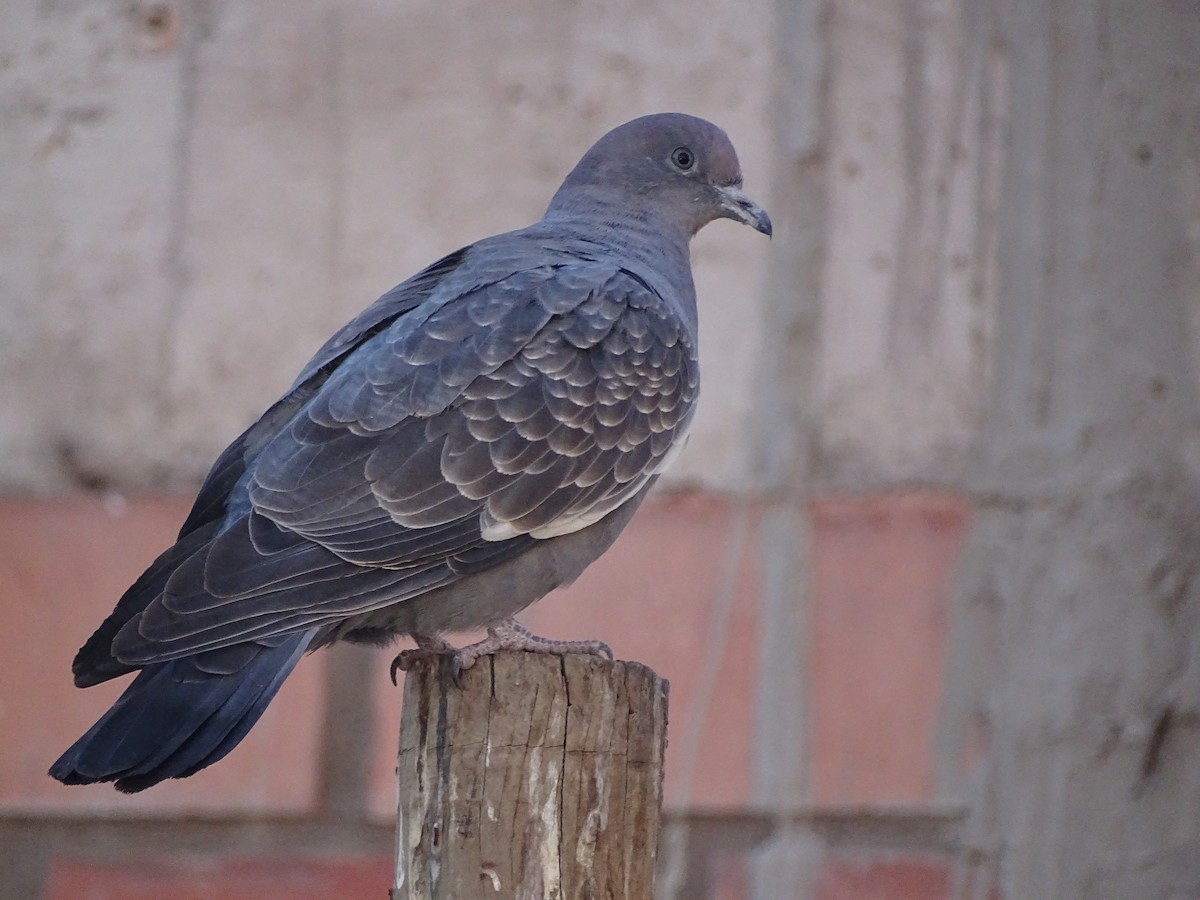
[{"xmin": 50, "ymin": 112, "xmax": 772, "ymax": 792}]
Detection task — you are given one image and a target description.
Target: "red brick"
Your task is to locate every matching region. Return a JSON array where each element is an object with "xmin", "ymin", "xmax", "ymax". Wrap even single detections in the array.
[
  {"xmin": 807, "ymin": 490, "xmax": 969, "ymax": 807},
  {"xmin": 44, "ymin": 855, "xmax": 393, "ymax": 900},
  {"xmin": 366, "ymin": 491, "xmax": 763, "ymax": 818},
  {"xmin": 815, "ymin": 856, "xmax": 952, "ymax": 900},
  {"xmin": 0, "ymin": 496, "xmax": 326, "ymax": 814}
]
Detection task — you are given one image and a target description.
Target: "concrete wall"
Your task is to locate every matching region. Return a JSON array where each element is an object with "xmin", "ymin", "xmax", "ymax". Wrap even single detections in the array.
[
  {"xmin": 3, "ymin": 1, "xmax": 1198, "ymax": 898},
  {"xmin": 1, "ymin": 0, "xmax": 776, "ymax": 496},
  {"xmin": 950, "ymin": 2, "xmax": 1200, "ymax": 896}
]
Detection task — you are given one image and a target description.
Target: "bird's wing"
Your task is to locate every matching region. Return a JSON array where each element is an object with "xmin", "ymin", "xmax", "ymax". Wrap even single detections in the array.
[
  {"xmin": 72, "ymin": 248, "xmax": 477, "ymax": 686},
  {"xmin": 112, "ymin": 258, "xmax": 698, "ymax": 665},
  {"xmin": 175, "ymin": 246, "xmax": 473, "ymax": 540}
]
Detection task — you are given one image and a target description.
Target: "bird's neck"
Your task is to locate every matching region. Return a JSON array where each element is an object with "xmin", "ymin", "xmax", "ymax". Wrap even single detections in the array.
[{"xmin": 542, "ymin": 186, "xmax": 694, "ymax": 278}]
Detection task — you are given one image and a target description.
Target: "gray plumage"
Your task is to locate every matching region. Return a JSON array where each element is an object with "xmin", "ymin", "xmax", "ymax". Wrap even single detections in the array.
[{"xmin": 50, "ymin": 112, "xmax": 771, "ymax": 792}]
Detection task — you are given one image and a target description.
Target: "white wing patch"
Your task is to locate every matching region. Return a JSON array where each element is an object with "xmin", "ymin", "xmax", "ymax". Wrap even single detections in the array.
[{"xmin": 479, "ymin": 430, "xmax": 692, "ymax": 542}]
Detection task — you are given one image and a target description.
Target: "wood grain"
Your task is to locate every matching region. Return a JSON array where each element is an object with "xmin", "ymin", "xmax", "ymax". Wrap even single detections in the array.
[{"xmin": 393, "ymin": 652, "xmax": 668, "ymax": 899}]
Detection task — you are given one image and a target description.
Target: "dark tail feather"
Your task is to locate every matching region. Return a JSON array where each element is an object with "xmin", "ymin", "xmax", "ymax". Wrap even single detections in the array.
[
  {"xmin": 71, "ymin": 520, "xmax": 221, "ymax": 688},
  {"xmin": 50, "ymin": 631, "xmax": 313, "ymax": 793}
]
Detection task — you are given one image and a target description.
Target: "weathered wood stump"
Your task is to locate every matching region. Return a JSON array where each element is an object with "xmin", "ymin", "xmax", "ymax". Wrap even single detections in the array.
[{"xmin": 391, "ymin": 651, "xmax": 669, "ymax": 900}]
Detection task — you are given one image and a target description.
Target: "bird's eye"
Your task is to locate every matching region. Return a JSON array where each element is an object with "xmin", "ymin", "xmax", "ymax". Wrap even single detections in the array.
[{"xmin": 671, "ymin": 147, "xmax": 696, "ymax": 171}]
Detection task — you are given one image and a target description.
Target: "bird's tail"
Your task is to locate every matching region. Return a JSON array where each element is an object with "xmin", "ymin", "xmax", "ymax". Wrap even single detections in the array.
[{"xmin": 49, "ymin": 631, "xmax": 313, "ymax": 793}]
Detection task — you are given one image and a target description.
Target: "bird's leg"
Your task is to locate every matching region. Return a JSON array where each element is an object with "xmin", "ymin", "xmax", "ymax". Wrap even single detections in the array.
[{"xmin": 389, "ymin": 619, "xmax": 612, "ymax": 686}]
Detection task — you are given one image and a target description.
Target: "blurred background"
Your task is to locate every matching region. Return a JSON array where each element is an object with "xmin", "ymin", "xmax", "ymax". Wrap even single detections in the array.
[{"xmin": 2, "ymin": 1, "xmax": 1198, "ymax": 898}]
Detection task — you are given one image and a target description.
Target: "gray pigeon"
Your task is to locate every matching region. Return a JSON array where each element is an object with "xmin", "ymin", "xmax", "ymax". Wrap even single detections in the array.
[{"xmin": 50, "ymin": 112, "xmax": 771, "ymax": 792}]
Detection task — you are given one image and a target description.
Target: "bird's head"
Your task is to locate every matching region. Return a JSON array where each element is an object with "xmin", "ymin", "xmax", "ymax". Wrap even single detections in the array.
[{"xmin": 550, "ymin": 113, "xmax": 772, "ymax": 240}]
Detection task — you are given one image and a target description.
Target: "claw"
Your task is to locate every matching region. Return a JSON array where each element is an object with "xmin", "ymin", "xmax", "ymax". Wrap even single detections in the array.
[
  {"xmin": 448, "ymin": 656, "xmax": 468, "ymax": 689},
  {"xmin": 389, "ymin": 633, "xmax": 456, "ymax": 685},
  {"xmin": 389, "ymin": 649, "xmax": 430, "ymax": 685}
]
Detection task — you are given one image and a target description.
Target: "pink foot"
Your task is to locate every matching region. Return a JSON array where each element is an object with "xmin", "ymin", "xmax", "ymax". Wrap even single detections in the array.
[{"xmin": 389, "ymin": 618, "xmax": 613, "ymax": 686}]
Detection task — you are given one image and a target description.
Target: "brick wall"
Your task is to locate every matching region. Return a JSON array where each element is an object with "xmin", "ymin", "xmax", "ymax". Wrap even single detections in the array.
[{"xmin": 1, "ymin": 487, "xmax": 967, "ymax": 897}]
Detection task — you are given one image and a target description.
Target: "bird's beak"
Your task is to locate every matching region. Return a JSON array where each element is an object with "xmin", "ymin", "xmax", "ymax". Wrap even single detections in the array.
[{"xmin": 717, "ymin": 185, "xmax": 773, "ymax": 237}]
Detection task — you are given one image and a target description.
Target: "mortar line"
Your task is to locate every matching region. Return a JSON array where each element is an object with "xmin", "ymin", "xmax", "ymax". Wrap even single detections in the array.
[{"xmin": 672, "ymin": 500, "xmax": 751, "ymax": 805}]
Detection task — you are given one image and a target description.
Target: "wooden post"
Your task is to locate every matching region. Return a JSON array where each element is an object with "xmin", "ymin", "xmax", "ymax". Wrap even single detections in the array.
[{"xmin": 391, "ymin": 651, "xmax": 669, "ymax": 899}]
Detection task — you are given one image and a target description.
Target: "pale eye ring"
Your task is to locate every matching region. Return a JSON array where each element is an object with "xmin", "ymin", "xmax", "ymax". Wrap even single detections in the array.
[{"xmin": 670, "ymin": 146, "xmax": 696, "ymax": 171}]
